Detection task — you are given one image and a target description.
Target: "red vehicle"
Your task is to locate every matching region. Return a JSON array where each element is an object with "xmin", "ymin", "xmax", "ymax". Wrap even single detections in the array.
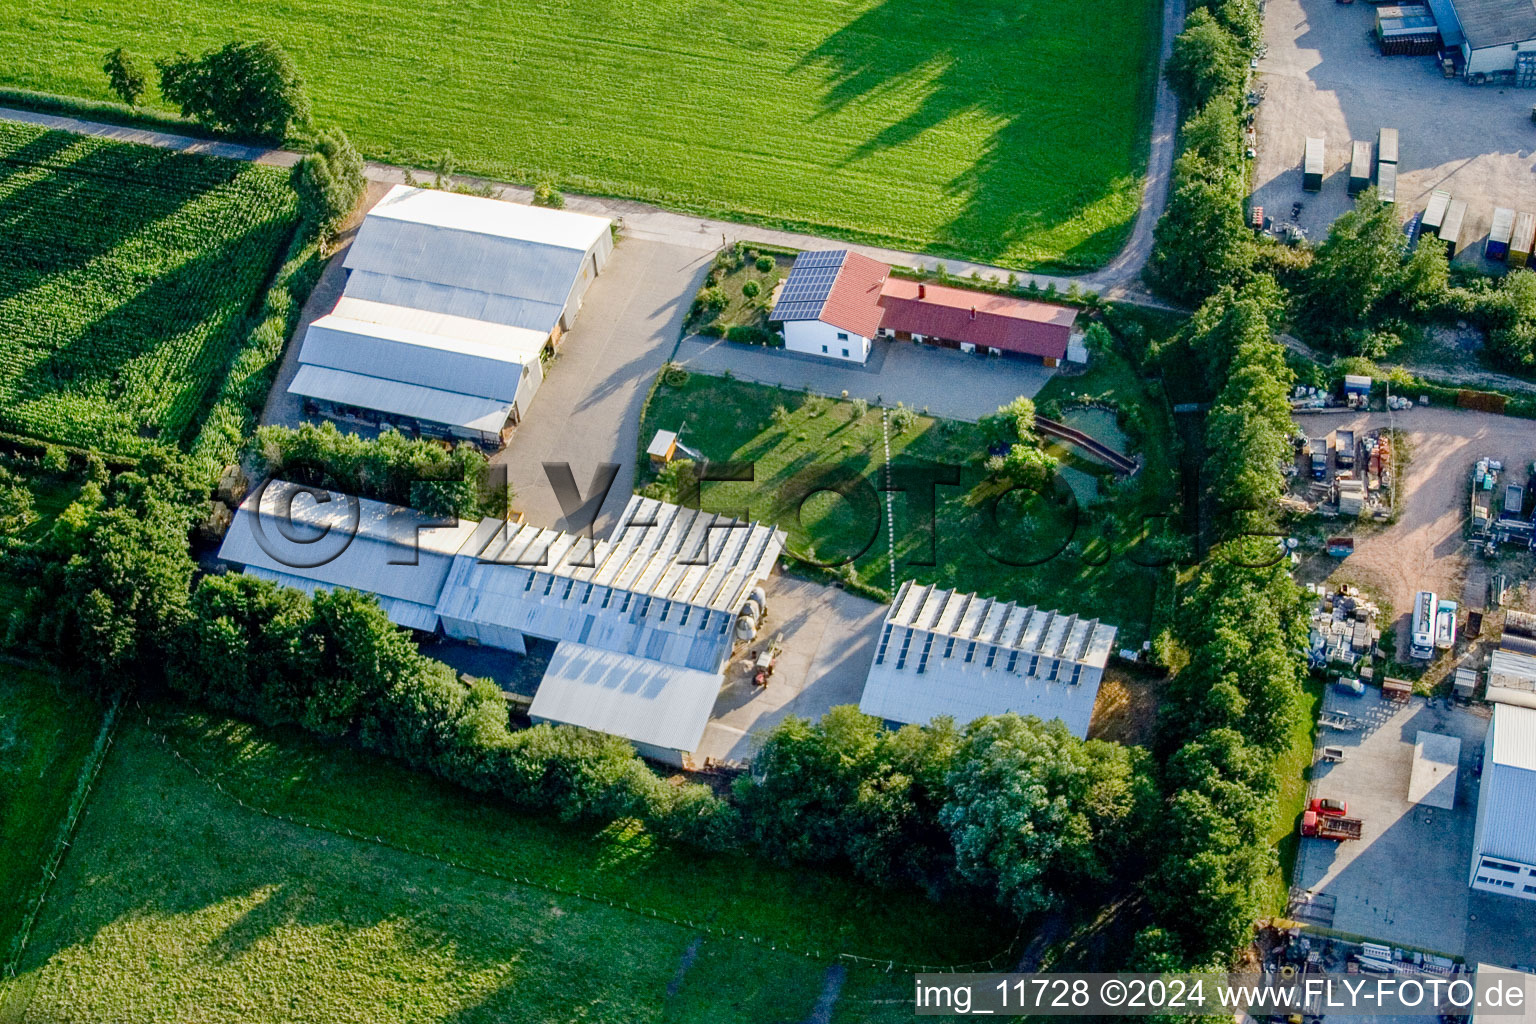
[
  {"xmin": 1301, "ymin": 811, "xmax": 1363, "ymax": 841},
  {"xmin": 1310, "ymin": 797, "xmax": 1348, "ymax": 817}
]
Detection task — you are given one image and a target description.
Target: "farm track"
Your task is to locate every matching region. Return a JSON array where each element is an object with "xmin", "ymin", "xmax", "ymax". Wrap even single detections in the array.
[{"xmin": 0, "ymin": 0, "xmax": 1183, "ymax": 316}]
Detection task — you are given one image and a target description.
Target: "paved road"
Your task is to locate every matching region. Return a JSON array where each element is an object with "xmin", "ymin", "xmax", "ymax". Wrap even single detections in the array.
[
  {"xmin": 672, "ymin": 335, "xmax": 1055, "ymax": 422},
  {"xmin": 494, "ymin": 238, "xmax": 710, "ymax": 532},
  {"xmin": 0, "ymin": 23, "xmax": 1182, "ymax": 308}
]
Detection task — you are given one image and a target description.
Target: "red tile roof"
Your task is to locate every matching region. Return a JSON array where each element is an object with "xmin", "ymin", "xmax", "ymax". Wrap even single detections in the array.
[
  {"xmin": 819, "ymin": 252, "xmax": 889, "ymax": 339},
  {"xmin": 878, "ymin": 279, "xmax": 1078, "ymax": 359}
]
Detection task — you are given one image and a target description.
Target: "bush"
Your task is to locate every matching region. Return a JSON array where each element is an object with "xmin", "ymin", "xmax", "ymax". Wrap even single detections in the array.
[
  {"xmin": 849, "ymin": 397, "xmax": 868, "ymax": 419},
  {"xmin": 890, "ymin": 403, "xmax": 916, "ymax": 433},
  {"xmin": 755, "ymin": 255, "xmax": 774, "ymax": 272},
  {"xmin": 695, "ymin": 286, "xmax": 729, "ymax": 315},
  {"xmin": 101, "ymin": 48, "xmax": 148, "ymax": 107},
  {"xmin": 250, "ymin": 422, "xmax": 504, "ymax": 519},
  {"xmin": 157, "ymin": 39, "xmax": 310, "ymax": 142},
  {"xmin": 532, "ymin": 181, "xmax": 564, "ymax": 208},
  {"xmin": 741, "ymin": 279, "xmax": 761, "ymax": 299},
  {"xmin": 295, "ymin": 127, "xmax": 365, "ymax": 239},
  {"xmin": 661, "ymin": 364, "xmax": 690, "ymax": 387},
  {"xmin": 726, "ymin": 324, "xmax": 772, "ymax": 345}
]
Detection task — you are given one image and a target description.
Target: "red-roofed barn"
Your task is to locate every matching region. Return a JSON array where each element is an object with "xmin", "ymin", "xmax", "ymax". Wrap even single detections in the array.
[
  {"xmin": 767, "ymin": 250, "xmax": 1080, "ymax": 366},
  {"xmin": 877, "ymin": 279, "xmax": 1078, "ymax": 364}
]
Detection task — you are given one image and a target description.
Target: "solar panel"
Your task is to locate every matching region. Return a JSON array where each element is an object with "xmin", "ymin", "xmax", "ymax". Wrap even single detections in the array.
[{"xmin": 768, "ymin": 251, "xmax": 847, "ymax": 322}]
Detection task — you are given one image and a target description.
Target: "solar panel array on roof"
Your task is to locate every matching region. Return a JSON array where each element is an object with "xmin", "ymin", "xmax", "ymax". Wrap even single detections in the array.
[{"xmin": 769, "ymin": 250, "xmax": 847, "ymax": 322}]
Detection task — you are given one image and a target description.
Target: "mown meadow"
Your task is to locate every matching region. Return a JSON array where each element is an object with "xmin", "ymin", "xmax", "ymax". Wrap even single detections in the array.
[{"xmin": 0, "ymin": 0, "xmax": 1159, "ymax": 270}]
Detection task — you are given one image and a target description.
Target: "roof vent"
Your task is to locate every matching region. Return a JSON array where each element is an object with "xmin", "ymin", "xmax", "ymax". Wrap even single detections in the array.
[{"xmin": 917, "ymin": 283, "xmax": 926, "ymax": 299}]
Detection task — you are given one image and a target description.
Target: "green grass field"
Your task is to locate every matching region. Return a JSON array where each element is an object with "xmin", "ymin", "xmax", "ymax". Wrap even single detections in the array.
[
  {"xmin": 0, "ymin": 705, "xmax": 1007, "ymax": 1023},
  {"xmin": 0, "ymin": 121, "xmax": 299, "ymax": 455},
  {"xmin": 1263, "ymin": 675, "xmax": 1325, "ymax": 913},
  {"xmin": 640, "ymin": 364, "xmax": 1178, "ymax": 643},
  {"xmin": 0, "ymin": 666, "xmax": 104, "ymax": 952},
  {"xmin": 0, "ymin": 0, "xmax": 1159, "ymax": 270}
]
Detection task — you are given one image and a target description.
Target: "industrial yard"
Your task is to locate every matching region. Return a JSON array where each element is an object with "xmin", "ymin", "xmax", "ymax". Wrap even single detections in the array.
[
  {"xmin": 1292, "ymin": 404, "xmax": 1535, "ymax": 658},
  {"xmin": 1252, "ymin": 0, "xmax": 1536, "ymax": 261}
]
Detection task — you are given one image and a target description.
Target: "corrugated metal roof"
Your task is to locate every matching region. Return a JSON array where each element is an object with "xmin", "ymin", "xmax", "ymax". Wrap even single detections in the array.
[
  {"xmin": 360, "ymin": 184, "xmax": 611, "ymax": 252},
  {"xmin": 878, "ymin": 279, "xmax": 1077, "ymax": 358},
  {"xmin": 217, "ymin": 480, "xmax": 479, "ymax": 618},
  {"xmin": 1451, "ymin": 0, "xmax": 1536, "ymax": 48},
  {"xmin": 343, "ymin": 270, "xmax": 567, "ymax": 336},
  {"xmin": 243, "ymin": 566, "xmax": 440, "ymax": 632},
  {"xmin": 858, "ymin": 580, "xmax": 1116, "ymax": 736},
  {"xmin": 1492, "ymin": 702, "xmax": 1536, "ymax": 770},
  {"xmin": 288, "ymin": 364, "xmax": 514, "ymax": 434},
  {"xmin": 1490, "ymin": 649, "xmax": 1536, "ymax": 706},
  {"xmin": 529, "ymin": 642, "xmax": 722, "ymax": 754},
  {"xmin": 1478, "ymin": 705, "xmax": 1536, "ymax": 862},
  {"xmin": 331, "ymin": 296, "xmax": 550, "ymax": 360},
  {"xmin": 298, "ymin": 314, "xmax": 534, "ymax": 402}
]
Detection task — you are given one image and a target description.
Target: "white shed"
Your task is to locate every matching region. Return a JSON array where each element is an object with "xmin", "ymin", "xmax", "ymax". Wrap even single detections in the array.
[
  {"xmin": 343, "ymin": 185, "xmax": 613, "ymax": 338},
  {"xmin": 858, "ymin": 580, "xmax": 1117, "ymax": 738},
  {"xmin": 216, "ymin": 479, "xmax": 480, "ymax": 631},
  {"xmin": 1470, "ymin": 702, "xmax": 1536, "ymax": 900}
]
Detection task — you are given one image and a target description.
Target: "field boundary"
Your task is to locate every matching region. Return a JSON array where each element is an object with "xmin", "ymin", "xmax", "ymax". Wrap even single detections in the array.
[
  {"xmin": 141, "ymin": 707, "xmax": 1023, "ymax": 974},
  {"xmin": 1, "ymin": 694, "xmax": 120, "ymax": 981}
]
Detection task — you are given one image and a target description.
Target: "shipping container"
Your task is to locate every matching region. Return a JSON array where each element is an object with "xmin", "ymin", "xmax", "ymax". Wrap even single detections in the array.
[
  {"xmin": 1304, "ymin": 137, "xmax": 1325, "ymax": 191},
  {"xmin": 1377, "ymin": 127, "xmax": 1399, "ymax": 165},
  {"xmin": 1422, "ymin": 189, "xmax": 1452, "ymax": 231},
  {"xmin": 1488, "ymin": 207, "xmax": 1516, "ymax": 260},
  {"xmin": 1376, "ymin": 160, "xmax": 1397, "ymax": 204},
  {"xmin": 1512, "ymin": 212, "xmax": 1535, "ymax": 267},
  {"xmin": 1349, "ymin": 141, "xmax": 1373, "ymax": 195},
  {"xmin": 1439, "ymin": 198, "xmax": 1468, "ymax": 254}
]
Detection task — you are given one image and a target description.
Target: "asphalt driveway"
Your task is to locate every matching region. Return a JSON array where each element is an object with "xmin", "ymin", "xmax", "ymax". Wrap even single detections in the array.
[{"xmin": 495, "ymin": 238, "xmax": 712, "ymax": 532}]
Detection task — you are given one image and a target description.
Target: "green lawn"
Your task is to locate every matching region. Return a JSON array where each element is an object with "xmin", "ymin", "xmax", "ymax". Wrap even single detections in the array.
[
  {"xmin": 0, "ymin": 705, "xmax": 1006, "ymax": 1023},
  {"xmin": 0, "ymin": 0, "xmax": 1159, "ymax": 270},
  {"xmin": 0, "ymin": 665, "xmax": 104, "ymax": 953},
  {"xmin": 0, "ymin": 121, "xmax": 299, "ymax": 455},
  {"xmin": 640, "ymin": 364, "xmax": 1179, "ymax": 643},
  {"xmin": 1263, "ymin": 674, "xmax": 1325, "ymax": 914}
]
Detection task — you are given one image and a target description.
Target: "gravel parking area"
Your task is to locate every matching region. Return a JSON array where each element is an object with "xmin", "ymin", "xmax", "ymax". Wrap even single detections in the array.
[
  {"xmin": 1292, "ymin": 406, "xmax": 1536, "ymax": 651},
  {"xmin": 1252, "ymin": 0, "xmax": 1536, "ymax": 264},
  {"xmin": 1296, "ymin": 688, "xmax": 1489, "ymax": 954}
]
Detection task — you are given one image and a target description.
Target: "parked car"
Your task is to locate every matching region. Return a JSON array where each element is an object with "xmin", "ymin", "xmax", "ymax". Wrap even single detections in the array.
[{"xmin": 1310, "ymin": 797, "xmax": 1349, "ymax": 817}]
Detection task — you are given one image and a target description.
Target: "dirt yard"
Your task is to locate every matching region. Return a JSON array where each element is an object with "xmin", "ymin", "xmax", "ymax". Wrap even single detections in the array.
[
  {"xmin": 1252, "ymin": 0, "xmax": 1536, "ymax": 265},
  {"xmin": 1292, "ymin": 406, "xmax": 1535, "ymax": 659}
]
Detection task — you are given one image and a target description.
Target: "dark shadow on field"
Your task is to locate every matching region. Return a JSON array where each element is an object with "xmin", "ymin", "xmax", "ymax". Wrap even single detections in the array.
[
  {"xmin": 7, "ymin": 217, "xmax": 285, "ymax": 444},
  {"xmin": 795, "ymin": 0, "xmax": 1150, "ymax": 267},
  {"xmin": 0, "ymin": 128, "xmax": 256, "ymax": 312}
]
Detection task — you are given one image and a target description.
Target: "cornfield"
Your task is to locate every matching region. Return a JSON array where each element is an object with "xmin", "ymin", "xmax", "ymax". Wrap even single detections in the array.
[{"xmin": 0, "ymin": 121, "xmax": 299, "ymax": 455}]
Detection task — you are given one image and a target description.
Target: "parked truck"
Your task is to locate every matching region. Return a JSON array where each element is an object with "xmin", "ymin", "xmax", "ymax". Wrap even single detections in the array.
[
  {"xmin": 1310, "ymin": 438, "xmax": 1329, "ymax": 480},
  {"xmin": 1301, "ymin": 810, "xmax": 1363, "ymax": 841},
  {"xmin": 1336, "ymin": 429, "xmax": 1355, "ymax": 468}
]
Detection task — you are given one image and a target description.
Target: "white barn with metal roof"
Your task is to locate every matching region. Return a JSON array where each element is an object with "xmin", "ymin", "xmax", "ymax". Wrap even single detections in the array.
[
  {"xmin": 858, "ymin": 581, "xmax": 1116, "ymax": 737},
  {"xmin": 342, "ymin": 184, "xmax": 613, "ymax": 339},
  {"xmin": 289, "ymin": 303, "xmax": 546, "ymax": 447},
  {"xmin": 1471, "ymin": 702, "xmax": 1536, "ymax": 900},
  {"xmin": 218, "ymin": 484, "xmax": 785, "ymax": 767},
  {"xmin": 216, "ymin": 480, "xmax": 480, "ymax": 632}
]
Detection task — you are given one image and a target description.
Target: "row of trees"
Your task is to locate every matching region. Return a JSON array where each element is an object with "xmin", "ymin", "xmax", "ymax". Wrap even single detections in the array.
[
  {"xmin": 103, "ymin": 40, "xmax": 309, "ymax": 142},
  {"xmin": 1146, "ymin": 0, "xmax": 1262, "ymax": 305},
  {"xmin": 1132, "ymin": 290, "xmax": 1309, "ymax": 966},
  {"xmin": 741, "ymin": 708, "xmax": 1153, "ymax": 914}
]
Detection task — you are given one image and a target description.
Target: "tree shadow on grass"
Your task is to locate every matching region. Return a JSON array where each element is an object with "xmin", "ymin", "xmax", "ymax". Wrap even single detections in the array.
[{"xmin": 794, "ymin": 0, "xmax": 1153, "ymax": 268}]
